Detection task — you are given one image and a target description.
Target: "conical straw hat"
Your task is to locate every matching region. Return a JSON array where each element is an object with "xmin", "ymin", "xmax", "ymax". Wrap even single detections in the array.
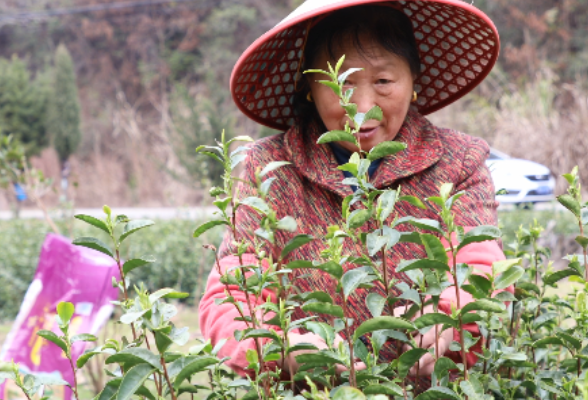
[{"xmin": 231, "ymin": 0, "xmax": 499, "ymax": 130}]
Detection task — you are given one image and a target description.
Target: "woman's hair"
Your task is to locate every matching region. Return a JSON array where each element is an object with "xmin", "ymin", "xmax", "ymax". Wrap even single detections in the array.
[{"xmin": 293, "ymin": 4, "xmax": 421, "ymax": 133}]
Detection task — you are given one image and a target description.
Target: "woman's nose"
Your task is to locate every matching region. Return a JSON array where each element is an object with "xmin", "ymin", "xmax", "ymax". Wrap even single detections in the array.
[{"xmin": 349, "ymin": 84, "xmax": 377, "ymax": 114}]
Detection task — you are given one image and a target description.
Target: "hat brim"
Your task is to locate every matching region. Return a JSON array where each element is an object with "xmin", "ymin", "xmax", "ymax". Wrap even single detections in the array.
[{"xmin": 231, "ymin": 0, "xmax": 500, "ymax": 131}]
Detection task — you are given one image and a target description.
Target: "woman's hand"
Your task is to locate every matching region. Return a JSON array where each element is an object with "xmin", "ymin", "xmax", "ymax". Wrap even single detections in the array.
[
  {"xmin": 393, "ymin": 305, "xmax": 454, "ymax": 376},
  {"xmin": 282, "ymin": 332, "xmax": 366, "ymax": 374}
]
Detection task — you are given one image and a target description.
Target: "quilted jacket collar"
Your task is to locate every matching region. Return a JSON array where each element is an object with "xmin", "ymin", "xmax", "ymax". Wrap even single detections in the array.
[{"xmin": 283, "ymin": 111, "xmax": 445, "ymax": 198}]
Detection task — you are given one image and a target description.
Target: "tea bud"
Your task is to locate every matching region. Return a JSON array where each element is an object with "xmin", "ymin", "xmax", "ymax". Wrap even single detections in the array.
[{"xmin": 209, "ymin": 187, "xmax": 226, "ymax": 197}]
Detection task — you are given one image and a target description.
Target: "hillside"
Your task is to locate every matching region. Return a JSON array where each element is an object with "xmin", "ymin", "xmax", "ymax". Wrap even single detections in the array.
[{"xmin": 0, "ymin": 0, "xmax": 586, "ymax": 208}]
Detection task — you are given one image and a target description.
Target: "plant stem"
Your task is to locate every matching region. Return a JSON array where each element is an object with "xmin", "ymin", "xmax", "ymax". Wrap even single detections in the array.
[
  {"xmin": 114, "ymin": 249, "xmax": 137, "ymax": 340},
  {"xmin": 160, "ymin": 353, "xmax": 178, "ymax": 400},
  {"xmin": 67, "ymin": 347, "xmax": 80, "ymax": 400},
  {"xmin": 145, "ymin": 335, "xmax": 162, "ymax": 396},
  {"xmin": 449, "ymin": 242, "xmax": 468, "ymax": 381},
  {"xmin": 580, "ymin": 223, "xmax": 588, "ymax": 282},
  {"xmin": 340, "ymin": 288, "xmax": 356, "ymax": 387},
  {"xmin": 483, "ymin": 330, "xmax": 491, "ymax": 375}
]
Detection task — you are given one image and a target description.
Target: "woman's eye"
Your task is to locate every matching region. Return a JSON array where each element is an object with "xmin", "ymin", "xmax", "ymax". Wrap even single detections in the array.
[{"xmin": 376, "ymin": 79, "xmax": 392, "ymax": 85}]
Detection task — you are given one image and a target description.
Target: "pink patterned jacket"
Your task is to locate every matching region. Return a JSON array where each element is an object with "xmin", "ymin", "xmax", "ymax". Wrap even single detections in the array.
[{"xmin": 199, "ymin": 111, "xmax": 508, "ymax": 376}]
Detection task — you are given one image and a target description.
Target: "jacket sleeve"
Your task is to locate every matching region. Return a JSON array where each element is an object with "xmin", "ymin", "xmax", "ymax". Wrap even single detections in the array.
[
  {"xmin": 198, "ymin": 145, "xmax": 293, "ymax": 376},
  {"xmin": 436, "ymin": 136, "xmax": 513, "ymax": 367},
  {"xmin": 199, "ymin": 254, "xmax": 283, "ymax": 376}
]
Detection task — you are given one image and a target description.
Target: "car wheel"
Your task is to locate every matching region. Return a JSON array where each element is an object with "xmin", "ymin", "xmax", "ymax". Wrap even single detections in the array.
[{"xmin": 515, "ymin": 202, "xmax": 535, "ymax": 210}]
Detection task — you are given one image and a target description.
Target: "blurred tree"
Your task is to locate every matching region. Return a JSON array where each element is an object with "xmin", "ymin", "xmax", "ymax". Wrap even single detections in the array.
[
  {"xmin": 168, "ymin": 79, "xmax": 235, "ymax": 187},
  {"xmin": 46, "ymin": 44, "xmax": 81, "ymax": 202},
  {"xmin": 0, "ymin": 55, "xmax": 49, "ymax": 156}
]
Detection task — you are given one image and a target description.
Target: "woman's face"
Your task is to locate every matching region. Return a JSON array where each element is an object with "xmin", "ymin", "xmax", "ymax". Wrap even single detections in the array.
[{"xmin": 308, "ymin": 39, "xmax": 415, "ymax": 153}]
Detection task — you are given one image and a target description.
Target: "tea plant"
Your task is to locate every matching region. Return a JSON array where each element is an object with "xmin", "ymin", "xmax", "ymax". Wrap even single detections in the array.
[{"xmin": 4, "ymin": 55, "xmax": 587, "ymax": 400}]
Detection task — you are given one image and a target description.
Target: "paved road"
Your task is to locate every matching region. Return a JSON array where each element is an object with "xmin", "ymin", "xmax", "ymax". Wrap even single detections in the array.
[
  {"xmin": 0, "ymin": 207, "xmax": 218, "ymax": 221},
  {"xmin": 0, "ymin": 201, "xmax": 564, "ymax": 221}
]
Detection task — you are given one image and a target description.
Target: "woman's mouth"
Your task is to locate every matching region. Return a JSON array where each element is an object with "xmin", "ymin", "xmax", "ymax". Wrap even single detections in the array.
[{"xmin": 357, "ymin": 126, "xmax": 379, "ymax": 140}]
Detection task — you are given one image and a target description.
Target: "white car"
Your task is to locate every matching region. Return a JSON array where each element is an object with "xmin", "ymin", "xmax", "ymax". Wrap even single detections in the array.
[{"xmin": 485, "ymin": 148, "xmax": 556, "ymax": 205}]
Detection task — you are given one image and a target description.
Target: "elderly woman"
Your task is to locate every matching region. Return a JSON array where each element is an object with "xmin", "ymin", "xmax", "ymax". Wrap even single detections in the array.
[{"xmin": 200, "ymin": 0, "xmax": 505, "ymax": 380}]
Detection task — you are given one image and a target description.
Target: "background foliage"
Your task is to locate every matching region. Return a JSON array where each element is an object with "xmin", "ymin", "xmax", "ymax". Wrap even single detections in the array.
[
  {"xmin": 0, "ymin": 218, "xmax": 224, "ymax": 320},
  {"xmin": 0, "ymin": 209, "xmax": 575, "ymax": 321},
  {"xmin": 0, "ymin": 0, "xmax": 585, "ymax": 206}
]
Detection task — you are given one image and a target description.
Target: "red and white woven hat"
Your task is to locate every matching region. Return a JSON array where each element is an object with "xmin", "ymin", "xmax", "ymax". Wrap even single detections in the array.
[{"xmin": 231, "ymin": 0, "xmax": 500, "ymax": 131}]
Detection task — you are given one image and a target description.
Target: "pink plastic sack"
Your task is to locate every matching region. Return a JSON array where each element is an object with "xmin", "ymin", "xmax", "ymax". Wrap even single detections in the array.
[{"xmin": 1, "ymin": 233, "xmax": 120, "ymax": 400}]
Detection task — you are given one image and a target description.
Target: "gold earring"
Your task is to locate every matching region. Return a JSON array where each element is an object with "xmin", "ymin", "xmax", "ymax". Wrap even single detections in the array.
[
  {"xmin": 412, "ymin": 91, "xmax": 417, "ymax": 102},
  {"xmin": 306, "ymin": 92, "xmax": 314, "ymax": 102}
]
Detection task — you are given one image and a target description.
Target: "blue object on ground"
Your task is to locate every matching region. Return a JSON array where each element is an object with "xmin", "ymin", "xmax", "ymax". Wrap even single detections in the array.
[{"xmin": 13, "ymin": 183, "xmax": 27, "ymax": 202}]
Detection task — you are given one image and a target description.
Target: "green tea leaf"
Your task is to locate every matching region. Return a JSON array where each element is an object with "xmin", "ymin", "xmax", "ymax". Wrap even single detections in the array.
[
  {"xmin": 300, "ymin": 291, "xmax": 334, "ymax": 304},
  {"xmin": 576, "ymin": 235, "xmax": 588, "ymax": 249},
  {"xmin": 457, "ymin": 225, "xmax": 501, "ymax": 251},
  {"xmin": 154, "ymin": 331, "xmax": 174, "ymax": 353},
  {"xmin": 72, "ymin": 237, "xmax": 113, "ymax": 257},
  {"xmin": 456, "ymin": 263, "xmax": 471, "ymax": 288},
  {"xmin": 37, "ymin": 330, "xmax": 67, "ymax": 353},
  {"xmin": 557, "ymin": 331, "xmax": 582, "ymax": 350},
  {"xmin": 116, "ymin": 364, "xmax": 156, "ymax": 400},
  {"xmin": 149, "ymin": 288, "xmax": 189, "ymax": 303},
  {"xmin": 123, "ymin": 256, "xmax": 156, "ymax": 275},
  {"xmin": 420, "ymin": 233, "xmax": 448, "ymax": 264},
  {"xmin": 74, "ymin": 214, "xmax": 110, "ymax": 234},
  {"xmin": 460, "ymin": 377, "xmax": 485, "ymax": 400},
  {"xmin": 342, "ymin": 267, "xmax": 374, "ymax": 298},
  {"xmin": 363, "ymin": 383, "xmax": 403, "ymax": 397},
  {"xmin": 439, "ymin": 183, "xmax": 453, "ymax": 201},
  {"xmin": 533, "ymin": 336, "xmax": 564, "ymax": 348},
  {"xmin": 397, "ymin": 259, "xmax": 450, "ymax": 273},
  {"xmin": 582, "ymin": 208, "xmax": 588, "ymax": 226},
  {"xmin": 302, "ymin": 302, "xmax": 344, "ymax": 318},
  {"xmin": 492, "ymin": 258, "xmax": 522, "ymax": 276},
  {"xmin": 366, "ymin": 293, "xmax": 386, "ymax": 318},
  {"xmin": 260, "ymin": 161, "xmax": 290, "ymax": 177},
  {"xmin": 106, "ymin": 348, "xmax": 162, "ymax": 370},
  {"xmin": 304, "ymin": 322, "xmax": 335, "ymax": 345},
  {"xmin": 366, "ymin": 231, "xmax": 387, "ymax": 256},
  {"xmin": 414, "ymin": 313, "xmax": 457, "ymax": 329},
  {"xmin": 276, "ymin": 216, "xmax": 297, "ymax": 232},
  {"xmin": 493, "ymin": 291, "xmax": 517, "ymax": 302},
  {"xmin": 460, "ymin": 299, "xmax": 506, "ymax": 314},
  {"xmin": 287, "ymin": 260, "xmax": 343, "ymax": 279},
  {"xmin": 354, "ymin": 316, "xmax": 415, "ymax": 340},
  {"xmin": 57, "ymin": 302, "xmax": 75, "ymax": 324},
  {"xmin": 533, "ymin": 312, "xmax": 558, "ymax": 329},
  {"xmin": 77, "ymin": 350, "xmax": 101, "ymax": 368},
  {"xmin": 494, "ymin": 265, "xmax": 525, "ymax": 290},
  {"xmin": 406, "ymin": 218, "xmax": 443, "ymax": 234},
  {"xmin": 120, "ymin": 220, "xmax": 154, "ymax": 243},
  {"xmin": 240, "ymin": 197, "xmax": 270, "ymax": 215},
  {"xmin": 433, "ymin": 357, "xmax": 458, "ymax": 379},
  {"xmin": 71, "ymin": 333, "xmax": 97, "ymax": 343},
  {"xmin": 543, "ymin": 268, "xmax": 581, "ymax": 286},
  {"xmin": 332, "ymin": 386, "xmax": 366, "ymax": 400},
  {"xmin": 318, "ymin": 80, "xmax": 342, "ymax": 97},
  {"xmin": 367, "ymin": 141, "xmax": 406, "ymax": 161},
  {"xmin": 414, "ymin": 387, "xmax": 460, "ymax": 400},
  {"xmin": 281, "ymin": 234, "xmax": 314, "ymax": 259},
  {"xmin": 377, "ymin": 190, "xmax": 397, "ymax": 222},
  {"xmin": 97, "ymin": 382, "xmax": 119, "ymax": 400},
  {"xmin": 338, "ymin": 67, "xmax": 363, "ymax": 84},
  {"xmin": 399, "ymin": 195, "xmax": 426, "ymax": 209},
  {"xmin": 398, "ymin": 348, "xmax": 428, "ymax": 378},
  {"xmin": 317, "ymin": 130, "xmax": 356, "ymax": 144},
  {"xmin": 193, "ymin": 220, "xmax": 228, "ymax": 238},
  {"xmin": 557, "ymin": 194, "xmax": 581, "ymax": 217},
  {"xmin": 173, "ymin": 357, "xmax": 220, "ymax": 388},
  {"xmin": 348, "ymin": 209, "xmax": 371, "ymax": 229},
  {"xmin": 295, "ymin": 351, "xmax": 344, "ymax": 366}
]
